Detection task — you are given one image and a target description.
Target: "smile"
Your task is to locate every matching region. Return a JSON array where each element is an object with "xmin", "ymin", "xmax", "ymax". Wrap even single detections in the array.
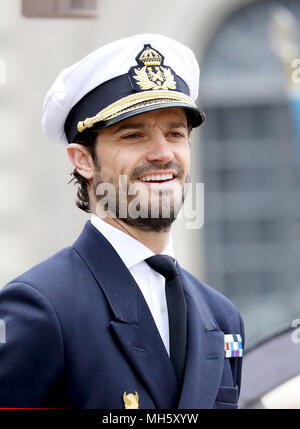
[{"xmin": 138, "ymin": 173, "xmax": 174, "ymax": 183}]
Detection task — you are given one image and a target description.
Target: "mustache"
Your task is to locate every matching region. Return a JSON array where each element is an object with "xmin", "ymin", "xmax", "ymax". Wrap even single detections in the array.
[{"xmin": 131, "ymin": 161, "xmax": 184, "ymax": 180}]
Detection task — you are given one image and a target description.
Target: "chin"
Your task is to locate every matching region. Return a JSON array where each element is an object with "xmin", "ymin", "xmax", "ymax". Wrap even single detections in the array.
[{"xmin": 121, "ymin": 215, "xmax": 176, "ymax": 233}]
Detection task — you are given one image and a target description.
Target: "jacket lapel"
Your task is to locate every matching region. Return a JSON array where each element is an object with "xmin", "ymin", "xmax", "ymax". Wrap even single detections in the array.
[
  {"xmin": 177, "ymin": 266, "xmax": 225, "ymax": 409},
  {"xmin": 110, "ymin": 298, "xmax": 179, "ymax": 409},
  {"xmin": 73, "ymin": 221, "xmax": 178, "ymax": 409}
]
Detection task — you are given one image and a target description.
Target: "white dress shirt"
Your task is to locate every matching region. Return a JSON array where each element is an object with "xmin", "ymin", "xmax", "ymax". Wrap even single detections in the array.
[{"xmin": 90, "ymin": 214, "xmax": 175, "ymax": 355}]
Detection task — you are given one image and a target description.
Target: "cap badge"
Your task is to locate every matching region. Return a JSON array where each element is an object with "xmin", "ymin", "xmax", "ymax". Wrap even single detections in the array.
[
  {"xmin": 129, "ymin": 44, "xmax": 177, "ymax": 91},
  {"xmin": 123, "ymin": 391, "xmax": 139, "ymax": 409}
]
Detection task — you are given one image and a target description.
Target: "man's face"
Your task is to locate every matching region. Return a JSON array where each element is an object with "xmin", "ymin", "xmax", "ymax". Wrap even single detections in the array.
[{"xmin": 92, "ymin": 107, "xmax": 191, "ymax": 231}]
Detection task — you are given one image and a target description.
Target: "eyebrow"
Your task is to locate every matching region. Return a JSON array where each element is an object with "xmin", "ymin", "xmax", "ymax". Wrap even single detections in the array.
[{"xmin": 113, "ymin": 121, "xmax": 189, "ymax": 134}]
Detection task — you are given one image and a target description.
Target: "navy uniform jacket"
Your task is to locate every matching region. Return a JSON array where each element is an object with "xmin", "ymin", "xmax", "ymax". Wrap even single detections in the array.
[{"xmin": 0, "ymin": 221, "xmax": 244, "ymax": 409}]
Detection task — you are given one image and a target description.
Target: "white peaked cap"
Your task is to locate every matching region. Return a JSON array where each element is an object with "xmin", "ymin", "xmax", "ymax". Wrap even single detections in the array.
[{"xmin": 42, "ymin": 33, "xmax": 205, "ymax": 145}]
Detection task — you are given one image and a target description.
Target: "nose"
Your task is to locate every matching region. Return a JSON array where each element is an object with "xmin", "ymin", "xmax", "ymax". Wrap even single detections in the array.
[{"xmin": 145, "ymin": 131, "xmax": 175, "ymax": 164}]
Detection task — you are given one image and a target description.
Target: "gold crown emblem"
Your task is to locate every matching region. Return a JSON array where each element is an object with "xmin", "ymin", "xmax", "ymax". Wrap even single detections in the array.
[{"xmin": 139, "ymin": 46, "xmax": 162, "ymax": 66}]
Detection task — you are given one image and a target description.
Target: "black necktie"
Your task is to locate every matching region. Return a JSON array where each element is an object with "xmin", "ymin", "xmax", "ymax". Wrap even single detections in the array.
[{"xmin": 145, "ymin": 255, "xmax": 187, "ymax": 384}]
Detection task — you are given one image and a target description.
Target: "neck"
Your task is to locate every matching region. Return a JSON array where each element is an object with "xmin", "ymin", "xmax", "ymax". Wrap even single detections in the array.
[{"xmin": 95, "ymin": 214, "xmax": 171, "ymax": 254}]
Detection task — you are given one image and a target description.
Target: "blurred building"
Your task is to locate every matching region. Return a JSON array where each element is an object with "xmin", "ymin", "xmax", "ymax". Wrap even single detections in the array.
[
  {"xmin": 200, "ymin": 0, "xmax": 300, "ymax": 345},
  {"xmin": 0, "ymin": 0, "xmax": 300, "ymax": 354}
]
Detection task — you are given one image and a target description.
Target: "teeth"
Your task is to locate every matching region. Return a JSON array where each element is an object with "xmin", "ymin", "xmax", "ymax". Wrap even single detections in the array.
[{"xmin": 139, "ymin": 174, "xmax": 174, "ymax": 182}]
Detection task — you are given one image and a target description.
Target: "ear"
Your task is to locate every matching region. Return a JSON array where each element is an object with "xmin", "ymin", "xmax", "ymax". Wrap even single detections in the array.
[{"xmin": 66, "ymin": 143, "xmax": 95, "ymax": 180}]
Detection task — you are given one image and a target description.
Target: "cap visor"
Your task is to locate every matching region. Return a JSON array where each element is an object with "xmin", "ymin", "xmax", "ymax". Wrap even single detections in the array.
[{"xmin": 76, "ymin": 101, "xmax": 205, "ymax": 142}]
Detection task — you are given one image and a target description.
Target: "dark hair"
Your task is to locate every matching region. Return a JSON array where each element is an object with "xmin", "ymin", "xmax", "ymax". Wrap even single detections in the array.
[{"xmin": 68, "ymin": 131, "xmax": 99, "ymax": 213}]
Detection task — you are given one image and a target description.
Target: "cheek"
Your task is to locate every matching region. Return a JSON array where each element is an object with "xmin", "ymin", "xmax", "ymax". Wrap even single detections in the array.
[
  {"xmin": 186, "ymin": 149, "xmax": 191, "ymax": 168},
  {"xmin": 97, "ymin": 144, "xmax": 121, "ymax": 172},
  {"xmin": 101, "ymin": 148, "xmax": 140, "ymax": 179},
  {"xmin": 178, "ymin": 145, "xmax": 190, "ymax": 173},
  {"xmin": 117, "ymin": 147, "xmax": 143, "ymax": 174}
]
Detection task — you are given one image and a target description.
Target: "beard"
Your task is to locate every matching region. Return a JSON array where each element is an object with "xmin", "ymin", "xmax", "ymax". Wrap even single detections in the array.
[{"xmin": 93, "ymin": 161, "xmax": 188, "ymax": 232}]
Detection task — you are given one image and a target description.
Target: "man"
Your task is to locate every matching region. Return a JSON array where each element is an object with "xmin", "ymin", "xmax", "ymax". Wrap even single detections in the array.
[{"xmin": 0, "ymin": 34, "xmax": 244, "ymax": 409}]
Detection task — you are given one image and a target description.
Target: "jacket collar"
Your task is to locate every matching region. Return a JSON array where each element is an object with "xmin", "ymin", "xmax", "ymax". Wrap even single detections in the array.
[{"xmin": 90, "ymin": 214, "xmax": 175, "ymax": 270}]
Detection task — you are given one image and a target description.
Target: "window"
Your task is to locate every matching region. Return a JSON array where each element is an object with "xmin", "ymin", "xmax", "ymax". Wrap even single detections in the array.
[{"xmin": 22, "ymin": 0, "xmax": 98, "ymax": 18}]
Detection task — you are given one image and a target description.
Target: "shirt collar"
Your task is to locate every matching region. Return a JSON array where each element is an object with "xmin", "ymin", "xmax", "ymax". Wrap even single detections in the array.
[{"xmin": 90, "ymin": 214, "xmax": 175, "ymax": 269}]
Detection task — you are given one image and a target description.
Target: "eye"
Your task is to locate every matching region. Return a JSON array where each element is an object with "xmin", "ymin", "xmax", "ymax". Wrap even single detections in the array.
[
  {"xmin": 122, "ymin": 133, "xmax": 143, "ymax": 140},
  {"xmin": 168, "ymin": 130, "xmax": 185, "ymax": 138}
]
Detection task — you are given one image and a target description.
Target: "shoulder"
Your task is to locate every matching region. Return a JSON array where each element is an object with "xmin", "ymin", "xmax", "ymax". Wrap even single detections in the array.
[
  {"xmin": 181, "ymin": 268, "xmax": 244, "ymax": 336},
  {"xmin": 182, "ymin": 268, "xmax": 237, "ymax": 311},
  {"xmin": 1, "ymin": 245, "xmax": 86, "ymax": 302}
]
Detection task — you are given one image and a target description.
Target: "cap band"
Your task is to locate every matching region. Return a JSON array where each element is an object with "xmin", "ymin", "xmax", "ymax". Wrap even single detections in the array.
[{"xmin": 77, "ymin": 89, "xmax": 197, "ymax": 133}]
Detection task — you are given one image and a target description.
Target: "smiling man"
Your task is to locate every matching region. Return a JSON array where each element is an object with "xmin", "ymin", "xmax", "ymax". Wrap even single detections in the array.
[{"xmin": 0, "ymin": 34, "xmax": 244, "ymax": 409}]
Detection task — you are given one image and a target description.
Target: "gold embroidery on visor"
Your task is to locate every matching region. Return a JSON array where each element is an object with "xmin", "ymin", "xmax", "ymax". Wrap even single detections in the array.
[{"xmin": 77, "ymin": 90, "xmax": 196, "ymax": 133}]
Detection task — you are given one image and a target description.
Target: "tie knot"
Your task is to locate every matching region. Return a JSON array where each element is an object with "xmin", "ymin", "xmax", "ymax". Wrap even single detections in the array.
[{"xmin": 145, "ymin": 255, "xmax": 178, "ymax": 280}]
